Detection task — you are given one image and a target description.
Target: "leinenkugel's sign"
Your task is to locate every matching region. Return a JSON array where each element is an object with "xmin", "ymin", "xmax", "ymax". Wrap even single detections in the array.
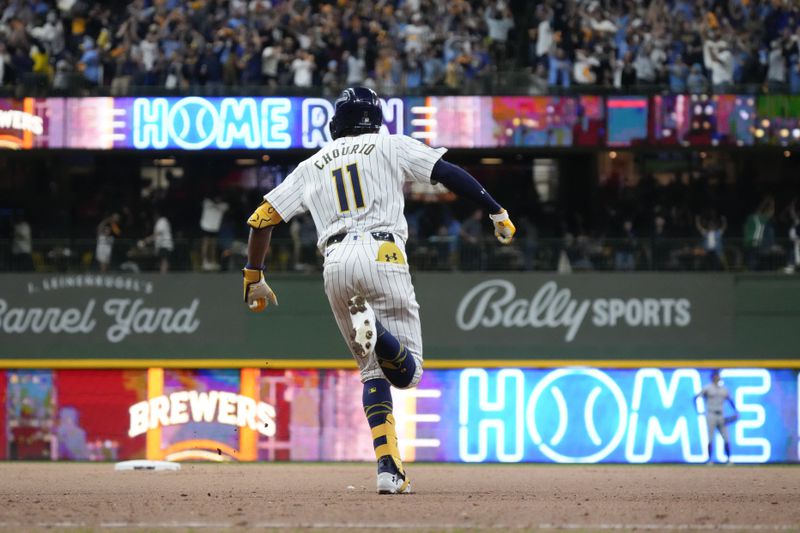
[
  {"xmin": 0, "ymin": 273, "xmax": 798, "ymax": 361},
  {"xmin": 0, "ymin": 273, "xmax": 339, "ymax": 359},
  {"xmin": 3, "ymin": 278, "xmax": 199, "ymax": 342}
]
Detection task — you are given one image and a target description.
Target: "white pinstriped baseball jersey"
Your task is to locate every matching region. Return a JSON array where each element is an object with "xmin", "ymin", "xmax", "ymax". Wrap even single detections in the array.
[
  {"xmin": 265, "ymin": 133, "xmax": 446, "ymax": 249},
  {"xmin": 264, "ymin": 132, "xmax": 445, "ymax": 385}
]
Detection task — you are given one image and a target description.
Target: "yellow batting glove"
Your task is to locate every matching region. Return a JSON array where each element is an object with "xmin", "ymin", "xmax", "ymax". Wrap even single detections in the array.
[
  {"xmin": 490, "ymin": 209, "xmax": 516, "ymax": 244},
  {"xmin": 242, "ymin": 268, "xmax": 278, "ymax": 312}
]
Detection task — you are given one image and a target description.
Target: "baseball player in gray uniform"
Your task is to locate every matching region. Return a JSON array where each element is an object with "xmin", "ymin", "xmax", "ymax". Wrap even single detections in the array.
[
  {"xmin": 694, "ymin": 370, "xmax": 737, "ymax": 464},
  {"xmin": 241, "ymin": 87, "xmax": 516, "ymax": 493}
]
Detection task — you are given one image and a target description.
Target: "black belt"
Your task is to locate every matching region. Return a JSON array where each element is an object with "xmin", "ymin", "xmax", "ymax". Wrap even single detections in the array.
[{"xmin": 327, "ymin": 231, "xmax": 394, "ymax": 247}]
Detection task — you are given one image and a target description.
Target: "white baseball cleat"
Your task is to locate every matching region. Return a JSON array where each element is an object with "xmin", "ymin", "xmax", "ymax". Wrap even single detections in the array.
[
  {"xmin": 376, "ymin": 457, "xmax": 412, "ymax": 494},
  {"xmin": 348, "ymin": 295, "xmax": 376, "ymax": 358},
  {"xmin": 377, "ymin": 472, "xmax": 412, "ymax": 494}
]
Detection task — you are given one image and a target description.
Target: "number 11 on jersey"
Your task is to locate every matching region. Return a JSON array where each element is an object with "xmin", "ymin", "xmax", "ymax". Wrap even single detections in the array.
[{"xmin": 332, "ymin": 163, "xmax": 365, "ymax": 213}]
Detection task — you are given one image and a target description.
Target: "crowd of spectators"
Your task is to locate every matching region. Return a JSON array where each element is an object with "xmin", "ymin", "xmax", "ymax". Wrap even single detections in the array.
[
  {"xmin": 545, "ymin": 199, "xmax": 799, "ymax": 274},
  {"xmin": 0, "ymin": 0, "xmax": 515, "ymax": 95},
  {"xmin": 550, "ymin": 168, "xmax": 800, "ymax": 273},
  {"xmin": 397, "ymin": 197, "xmax": 800, "ymax": 274},
  {"xmin": 530, "ymin": 0, "xmax": 800, "ymax": 93},
  {"xmin": 1, "ymin": 0, "xmax": 800, "ymax": 96},
  {"xmin": 4, "ymin": 158, "xmax": 800, "ymax": 274}
]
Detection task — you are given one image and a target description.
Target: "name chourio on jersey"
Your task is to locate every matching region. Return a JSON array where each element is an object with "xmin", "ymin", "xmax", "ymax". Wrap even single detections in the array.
[
  {"xmin": 265, "ymin": 133, "xmax": 447, "ymax": 249},
  {"xmin": 313, "ymin": 143, "xmax": 376, "ymax": 170}
]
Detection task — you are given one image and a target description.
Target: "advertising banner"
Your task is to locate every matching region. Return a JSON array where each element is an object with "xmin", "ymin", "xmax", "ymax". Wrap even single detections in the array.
[
  {"xmin": 2, "ymin": 96, "xmax": 800, "ymax": 151},
  {"xmin": 755, "ymin": 95, "xmax": 800, "ymax": 145},
  {"xmin": 2, "ymin": 367, "xmax": 797, "ymax": 463},
  {"xmin": 652, "ymin": 95, "xmax": 755, "ymax": 146},
  {"xmin": 0, "ymin": 273, "xmax": 341, "ymax": 359},
  {"xmin": 414, "ymin": 273, "xmax": 734, "ymax": 359},
  {"xmin": 418, "ymin": 95, "xmax": 605, "ymax": 148},
  {"xmin": 0, "ymin": 98, "xmax": 52, "ymax": 149},
  {"xmin": 114, "ymin": 96, "xmax": 407, "ymax": 150},
  {"xmin": 0, "ymin": 273, "xmax": 799, "ymax": 361}
]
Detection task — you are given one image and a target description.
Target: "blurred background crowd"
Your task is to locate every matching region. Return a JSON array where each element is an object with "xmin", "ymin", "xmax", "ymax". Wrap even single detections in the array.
[
  {"xmin": 1, "ymin": 0, "xmax": 799, "ymax": 95},
  {"xmin": 1, "ymin": 0, "xmax": 800, "ymax": 274},
  {"xmin": 2, "ymin": 153, "xmax": 799, "ymax": 274}
]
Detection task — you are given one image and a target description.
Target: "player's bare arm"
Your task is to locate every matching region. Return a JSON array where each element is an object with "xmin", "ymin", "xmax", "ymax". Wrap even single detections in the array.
[
  {"xmin": 243, "ymin": 200, "xmax": 281, "ymax": 312},
  {"xmin": 430, "ymin": 158, "xmax": 516, "ymax": 244}
]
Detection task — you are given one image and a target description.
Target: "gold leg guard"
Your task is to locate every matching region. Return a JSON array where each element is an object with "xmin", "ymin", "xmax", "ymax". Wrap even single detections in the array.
[{"xmin": 371, "ymin": 413, "xmax": 405, "ymax": 476}]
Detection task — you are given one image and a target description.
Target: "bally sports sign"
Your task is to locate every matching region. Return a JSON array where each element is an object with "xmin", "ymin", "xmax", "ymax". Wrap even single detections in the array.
[
  {"xmin": 456, "ymin": 280, "xmax": 691, "ymax": 342},
  {"xmin": 413, "ymin": 272, "xmax": 735, "ymax": 360}
]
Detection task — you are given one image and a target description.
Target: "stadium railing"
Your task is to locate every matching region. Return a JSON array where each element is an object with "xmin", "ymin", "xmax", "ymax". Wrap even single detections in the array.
[
  {"xmin": 0, "ymin": 237, "xmax": 795, "ymax": 273},
  {"xmin": 0, "ymin": 71, "xmax": 787, "ymax": 98}
]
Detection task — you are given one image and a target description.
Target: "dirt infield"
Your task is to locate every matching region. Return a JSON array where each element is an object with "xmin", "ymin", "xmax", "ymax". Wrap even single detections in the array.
[{"xmin": 1, "ymin": 463, "xmax": 798, "ymax": 532}]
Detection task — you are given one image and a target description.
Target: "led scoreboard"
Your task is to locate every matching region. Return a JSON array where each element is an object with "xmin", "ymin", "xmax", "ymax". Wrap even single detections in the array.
[
  {"xmin": 126, "ymin": 97, "xmax": 406, "ymax": 150},
  {"xmin": 1, "ymin": 367, "xmax": 796, "ymax": 463},
  {"xmin": 452, "ymin": 368, "xmax": 791, "ymax": 463},
  {"xmin": 4, "ymin": 95, "xmax": 800, "ymax": 150}
]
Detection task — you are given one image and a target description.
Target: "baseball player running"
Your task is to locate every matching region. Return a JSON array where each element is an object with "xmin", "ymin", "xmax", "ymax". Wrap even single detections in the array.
[
  {"xmin": 694, "ymin": 370, "xmax": 737, "ymax": 464},
  {"xmin": 242, "ymin": 87, "xmax": 515, "ymax": 493}
]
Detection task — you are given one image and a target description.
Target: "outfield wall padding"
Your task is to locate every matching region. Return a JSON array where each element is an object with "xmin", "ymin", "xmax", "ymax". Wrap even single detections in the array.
[{"xmin": 0, "ymin": 273, "xmax": 798, "ymax": 363}]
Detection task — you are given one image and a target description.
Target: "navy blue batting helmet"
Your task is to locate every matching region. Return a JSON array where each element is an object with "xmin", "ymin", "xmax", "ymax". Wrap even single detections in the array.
[{"xmin": 329, "ymin": 87, "xmax": 383, "ymax": 140}]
